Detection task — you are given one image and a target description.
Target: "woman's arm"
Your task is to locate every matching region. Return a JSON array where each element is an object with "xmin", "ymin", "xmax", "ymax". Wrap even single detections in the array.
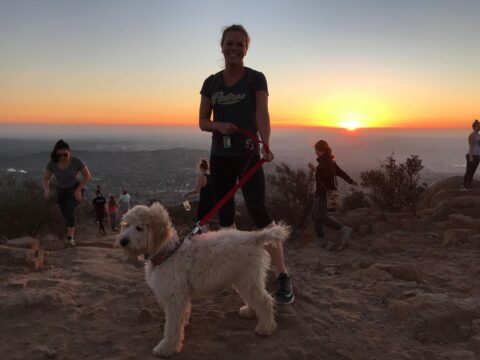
[
  {"xmin": 255, "ymin": 90, "xmax": 274, "ymax": 162},
  {"xmin": 75, "ymin": 165, "xmax": 91, "ymax": 201},
  {"xmin": 199, "ymin": 95, "xmax": 239, "ymax": 135},
  {"xmin": 42, "ymin": 170, "xmax": 53, "ymax": 199},
  {"xmin": 334, "ymin": 162, "xmax": 357, "ymax": 186},
  {"xmin": 184, "ymin": 175, "xmax": 207, "ymax": 198}
]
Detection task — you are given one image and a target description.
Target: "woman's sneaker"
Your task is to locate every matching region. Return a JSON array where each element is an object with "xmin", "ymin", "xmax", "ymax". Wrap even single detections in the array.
[
  {"xmin": 274, "ymin": 273, "xmax": 294, "ymax": 305},
  {"xmin": 65, "ymin": 236, "xmax": 75, "ymax": 247}
]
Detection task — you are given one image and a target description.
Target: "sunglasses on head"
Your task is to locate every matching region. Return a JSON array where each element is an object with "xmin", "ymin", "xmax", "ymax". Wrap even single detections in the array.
[{"xmin": 57, "ymin": 153, "xmax": 69, "ymax": 158}]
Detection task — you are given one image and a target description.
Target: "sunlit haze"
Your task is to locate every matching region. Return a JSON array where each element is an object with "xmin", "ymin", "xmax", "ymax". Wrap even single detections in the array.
[{"xmin": 1, "ymin": 0, "xmax": 479, "ymax": 129}]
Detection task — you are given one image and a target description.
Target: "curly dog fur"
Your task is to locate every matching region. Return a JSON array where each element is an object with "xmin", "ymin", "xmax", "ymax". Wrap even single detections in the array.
[{"xmin": 115, "ymin": 202, "xmax": 290, "ymax": 357}]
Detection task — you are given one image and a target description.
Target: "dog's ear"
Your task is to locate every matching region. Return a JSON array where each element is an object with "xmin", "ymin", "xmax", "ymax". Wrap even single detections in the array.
[{"xmin": 146, "ymin": 202, "xmax": 172, "ymax": 255}]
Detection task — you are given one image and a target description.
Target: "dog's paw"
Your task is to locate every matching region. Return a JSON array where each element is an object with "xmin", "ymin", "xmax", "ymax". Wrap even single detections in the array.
[
  {"xmin": 238, "ymin": 305, "xmax": 255, "ymax": 318},
  {"xmin": 153, "ymin": 339, "xmax": 178, "ymax": 358},
  {"xmin": 255, "ymin": 320, "xmax": 277, "ymax": 336}
]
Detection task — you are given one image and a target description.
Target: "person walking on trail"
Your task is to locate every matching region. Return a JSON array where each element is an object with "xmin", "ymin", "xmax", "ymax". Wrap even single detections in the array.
[
  {"xmin": 184, "ymin": 159, "xmax": 216, "ymax": 232},
  {"xmin": 198, "ymin": 24, "xmax": 294, "ymax": 305},
  {"xmin": 118, "ymin": 189, "xmax": 131, "ymax": 216},
  {"xmin": 42, "ymin": 139, "xmax": 91, "ymax": 247},
  {"xmin": 107, "ymin": 195, "xmax": 120, "ymax": 232},
  {"xmin": 311, "ymin": 140, "xmax": 357, "ymax": 251},
  {"xmin": 92, "ymin": 189, "xmax": 107, "ymax": 236},
  {"xmin": 463, "ymin": 119, "xmax": 480, "ymax": 190}
]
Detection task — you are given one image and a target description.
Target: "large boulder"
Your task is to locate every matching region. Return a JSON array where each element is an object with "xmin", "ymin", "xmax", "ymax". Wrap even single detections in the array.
[
  {"xmin": 418, "ymin": 176, "xmax": 480, "ymax": 209},
  {"xmin": 431, "ymin": 196, "xmax": 480, "ymax": 221}
]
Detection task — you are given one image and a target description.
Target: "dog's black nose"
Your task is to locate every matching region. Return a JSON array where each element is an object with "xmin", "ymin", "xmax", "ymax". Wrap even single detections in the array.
[{"xmin": 120, "ymin": 237, "xmax": 129, "ymax": 247}]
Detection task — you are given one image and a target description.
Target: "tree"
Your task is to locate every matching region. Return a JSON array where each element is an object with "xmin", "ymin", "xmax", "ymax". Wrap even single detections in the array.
[
  {"xmin": 360, "ymin": 154, "xmax": 425, "ymax": 213},
  {"xmin": 266, "ymin": 163, "xmax": 315, "ymax": 229}
]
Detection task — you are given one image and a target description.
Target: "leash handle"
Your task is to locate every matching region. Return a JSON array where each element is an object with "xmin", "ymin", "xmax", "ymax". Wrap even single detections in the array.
[{"xmin": 241, "ymin": 128, "xmax": 270, "ymax": 155}]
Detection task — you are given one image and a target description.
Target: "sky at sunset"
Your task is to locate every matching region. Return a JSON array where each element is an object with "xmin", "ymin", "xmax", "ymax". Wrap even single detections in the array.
[{"xmin": 1, "ymin": 0, "xmax": 479, "ymax": 129}]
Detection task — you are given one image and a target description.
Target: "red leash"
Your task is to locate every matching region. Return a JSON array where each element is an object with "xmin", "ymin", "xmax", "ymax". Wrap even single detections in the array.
[{"xmin": 193, "ymin": 129, "xmax": 270, "ymax": 232}]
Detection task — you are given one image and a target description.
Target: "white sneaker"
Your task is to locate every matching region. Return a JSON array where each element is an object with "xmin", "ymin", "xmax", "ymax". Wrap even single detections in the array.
[{"xmin": 65, "ymin": 237, "xmax": 75, "ymax": 247}]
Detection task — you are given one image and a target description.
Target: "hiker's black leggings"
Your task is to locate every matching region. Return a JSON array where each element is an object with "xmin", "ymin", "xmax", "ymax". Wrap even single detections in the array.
[
  {"xmin": 464, "ymin": 154, "xmax": 480, "ymax": 188},
  {"xmin": 312, "ymin": 193, "xmax": 342, "ymax": 238},
  {"xmin": 210, "ymin": 154, "xmax": 273, "ymax": 228},
  {"xmin": 57, "ymin": 187, "xmax": 79, "ymax": 228}
]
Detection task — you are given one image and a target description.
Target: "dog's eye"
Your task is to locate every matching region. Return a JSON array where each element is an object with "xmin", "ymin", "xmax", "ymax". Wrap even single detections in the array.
[{"xmin": 136, "ymin": 226, "xmax": 144, "ymax": 232}]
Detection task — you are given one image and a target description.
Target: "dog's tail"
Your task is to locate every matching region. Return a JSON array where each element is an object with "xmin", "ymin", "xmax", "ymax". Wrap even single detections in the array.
[{"xmin": 244, "ymin": 222, "xmax": 291, "ymax": 248}]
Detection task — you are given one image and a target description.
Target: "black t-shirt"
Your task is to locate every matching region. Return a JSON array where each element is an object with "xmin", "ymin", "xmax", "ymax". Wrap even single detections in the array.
[
  {"xmin": 92, "ymin": 196, "xmax": 106, "ymax": 212},
  {"xmin": 200, "ymin": 67, "xmax": 268, "ymax": 157}
]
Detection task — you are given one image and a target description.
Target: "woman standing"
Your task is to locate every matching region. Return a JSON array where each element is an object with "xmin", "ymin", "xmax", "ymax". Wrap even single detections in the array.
[
  {"xmin": 42, "ymin": 139, "xmax": 91, "ymax": 246},
  {"xmin": 184, "ymin": 159, "xmax": 215, "ymax": 232},
  {"xmin": 312, "ymin": 140, "xmax": 357, "ymax": 251},
  {"xmin": 463, "ymin": 119, "xmax": 480, "ymax": 190},
  {"xmin": 199, "ymin": 24, "xmax": 293, "ymax": 305},
  {"xmin": 118, "ymin": 189, "xmax": 131, "ymax": 216},
  {"xmin": 107, "ymin": 195, "xmax": 120, "ymax": 232}
]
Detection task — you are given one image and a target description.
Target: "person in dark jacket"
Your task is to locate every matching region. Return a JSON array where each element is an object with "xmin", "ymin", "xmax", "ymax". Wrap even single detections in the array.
[
  {"xmin": 92, "ymin": 189, "xmax": 107, "ymax": 236},
  {"xmin": 311, "ymin": 140, "xmax": 357, "ymax": 251}
]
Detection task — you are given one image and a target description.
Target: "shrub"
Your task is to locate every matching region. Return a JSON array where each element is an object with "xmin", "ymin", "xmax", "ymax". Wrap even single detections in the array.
[
  {"xmin": 266, "ymin": 163, "xmax": 315, "ymax": 229},
  {"xmin": 341, "ymin": 188, "xmax": 371, "ymax": 212},
  {"xmin": 360, "ymin": 154, "xmax": 425, "ymax": 213},
  {"xmin": 0, "ymin": 173, "xmax": 62, "ymax": 238}
]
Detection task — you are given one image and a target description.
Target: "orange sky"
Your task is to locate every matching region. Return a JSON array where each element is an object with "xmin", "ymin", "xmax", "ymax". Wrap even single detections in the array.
[{"xmin": 1, "ymin": 1, "xmax": 478, "ymax": 130}]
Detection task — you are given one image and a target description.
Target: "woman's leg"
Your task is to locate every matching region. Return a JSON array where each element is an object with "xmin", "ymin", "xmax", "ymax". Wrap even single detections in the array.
[
  {"xmin": 209, "ymin": 155, "xmax": 237, "ymax": 227},
  {"xmin": 317, "ymin": 195, "xmax": 343, "ymax": 231},
  {"xmin": 312, "ymin": 197, "xmax": 325, "ymax": 239},
  {"xmin": 99, "ymin": 212, "xmax": 105, "ymax": 234},
  {"xmin": 464, "ymin": 154, "xmax": 474, "ymax": 188},
  {"xmin": 63, "ymin": 192, "xmax": 78, "ymax": 244},
  {"xmin": 237, "ymin": 155, "xmax": 293, "ymax": 304}
]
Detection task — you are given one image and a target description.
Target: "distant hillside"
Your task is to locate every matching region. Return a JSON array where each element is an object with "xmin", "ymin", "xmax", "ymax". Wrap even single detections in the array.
[{"xmin": 0, "ymin": 148, "xmax": 209, "ymax": 205}]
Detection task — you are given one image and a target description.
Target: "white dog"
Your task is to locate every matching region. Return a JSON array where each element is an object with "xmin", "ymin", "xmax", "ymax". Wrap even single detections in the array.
[{"xmin": 115, "ymin": 202, "xmax": 290, "ymax": 357}]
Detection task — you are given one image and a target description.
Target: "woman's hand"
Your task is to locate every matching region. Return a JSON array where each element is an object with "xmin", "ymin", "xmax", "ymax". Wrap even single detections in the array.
[
  {"xmin": 214, "ymin": 122, "xmax": 240, "ymax": 135},
  {"xmin": 308, "ymin": 163, "xmax": 316, "ymax": 172},
  {"xmin": 43, "ymin": 189, "xmax": 50, "ymax": 200},
  {"xmin": 261, "ymin": 145, "xmax": 274, "ymax": 162},
  {"xmin": 469, "ymin": 154, "xmax": 474, "ymax": 162},
  {"xmin": 74, "ymin": 188, "xmax": 83, "ymax": 202}
]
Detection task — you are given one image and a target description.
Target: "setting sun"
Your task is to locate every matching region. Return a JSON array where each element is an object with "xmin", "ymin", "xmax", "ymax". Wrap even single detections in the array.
[{"xmin": 340, "ymin": 120, "xmax": 361, "ymax": 131}]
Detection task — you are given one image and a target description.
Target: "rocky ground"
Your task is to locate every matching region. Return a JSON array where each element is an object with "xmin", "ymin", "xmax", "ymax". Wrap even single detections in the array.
[{"xmin": 1, "ymin": 176, "xmax": 480, "ymax": 360}]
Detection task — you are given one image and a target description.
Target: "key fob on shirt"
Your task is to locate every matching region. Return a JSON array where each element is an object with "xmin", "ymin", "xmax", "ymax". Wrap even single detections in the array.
[{"xmin": 223, "ymin": 136, "xmax": 232, "ymax": 149}]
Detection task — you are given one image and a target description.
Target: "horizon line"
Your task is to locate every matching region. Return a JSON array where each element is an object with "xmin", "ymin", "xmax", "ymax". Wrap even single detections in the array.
[{"xmin": 0, "ymin": 122, "xmax": 467, "ymax": 130}]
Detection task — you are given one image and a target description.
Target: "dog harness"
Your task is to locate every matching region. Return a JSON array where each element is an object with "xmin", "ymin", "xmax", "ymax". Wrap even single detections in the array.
[{"xmin": 148, "ymin": 236, "xmax": 185, "ymax": 267}]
